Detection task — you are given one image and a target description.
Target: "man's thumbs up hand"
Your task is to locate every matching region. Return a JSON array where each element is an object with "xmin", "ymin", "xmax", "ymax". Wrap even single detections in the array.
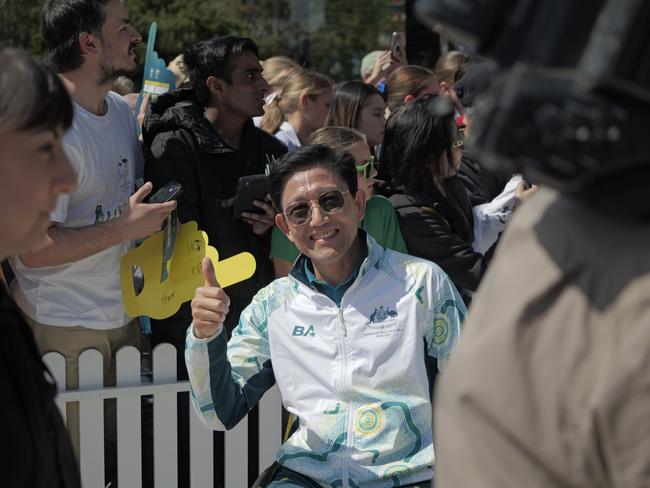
[
  {"xmin": 202, "ymin": 256, "xmax": 220, "ymax": 287},
  {"xmin": 191, "ymin": 257, "xmax": 230, "ymax": 339}
]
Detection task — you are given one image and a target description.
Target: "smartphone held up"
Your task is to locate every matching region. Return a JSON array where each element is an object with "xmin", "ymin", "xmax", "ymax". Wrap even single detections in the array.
[
  {"xmin": 390, "ymin": 31, "xmax": 405, "ymax": 60},
  {"xmin": 148, "ymin": 181, "xmax": 183, "ymax": 203},
  {"xmin": 383, "ymin": 31, "xmax": 406, "ymax": 70}
]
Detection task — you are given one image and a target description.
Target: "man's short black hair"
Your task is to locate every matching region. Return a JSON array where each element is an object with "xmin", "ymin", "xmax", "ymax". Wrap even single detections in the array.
[
  {"xmin": 42, "ymin": 0, "xmax": 108, "ymax": 72},
  {"xmin": 269, "ymin": 145, "xmax": 358, "ymax": 212},
  {"xmin": 183, "ymin": 36, "xmax": 260, "ymax": 106}
]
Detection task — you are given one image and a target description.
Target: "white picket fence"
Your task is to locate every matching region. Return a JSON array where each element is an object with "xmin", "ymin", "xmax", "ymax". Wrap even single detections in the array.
[{"xmin": 43, "ymin": 343, "xmax": 284, "ymax": 488}]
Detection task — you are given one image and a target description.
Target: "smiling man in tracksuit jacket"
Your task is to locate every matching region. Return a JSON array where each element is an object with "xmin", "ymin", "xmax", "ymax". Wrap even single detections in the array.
[{"xmin": 185, "ymin": 145, "xmax": 466, "ymax": 488}]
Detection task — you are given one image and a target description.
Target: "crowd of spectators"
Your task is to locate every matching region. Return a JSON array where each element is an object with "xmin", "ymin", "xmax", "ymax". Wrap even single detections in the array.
[
  {"xmin": 6, "ymin": 1, "xmax": 645, "ymax": 488},
  {"xmin": 0, "ymin": 0, "xmax": 527, "ymax": 483}
]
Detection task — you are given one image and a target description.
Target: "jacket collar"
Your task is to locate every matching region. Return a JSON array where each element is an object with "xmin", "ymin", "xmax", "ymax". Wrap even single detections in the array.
[
  {"xmin": 289, "ymin": 230, "xmax": 383, "ymax": 294},
  {"xmin": 144, "ymin": 88, "xmax": 257, "ymax": 155},
  {"xmin": 277, "ymin": 121, "xmax": 301, "ymax": 149}
]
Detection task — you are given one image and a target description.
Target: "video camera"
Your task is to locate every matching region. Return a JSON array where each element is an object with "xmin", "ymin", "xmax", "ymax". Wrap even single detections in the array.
[{"xmin": 415, "ymin": 0, "xmax": 650, "ymax": 216}]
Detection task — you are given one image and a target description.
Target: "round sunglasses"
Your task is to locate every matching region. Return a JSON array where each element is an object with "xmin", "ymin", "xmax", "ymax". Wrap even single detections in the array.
[{"xmin": 284, "ymin": 189, "xmax": 349, "ymax": 226}]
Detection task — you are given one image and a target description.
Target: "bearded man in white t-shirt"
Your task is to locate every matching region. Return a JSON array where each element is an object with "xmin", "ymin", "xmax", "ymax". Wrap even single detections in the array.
[{"xmin": 8, "ymin": 0, "xmax": 175, "ymax": 471}]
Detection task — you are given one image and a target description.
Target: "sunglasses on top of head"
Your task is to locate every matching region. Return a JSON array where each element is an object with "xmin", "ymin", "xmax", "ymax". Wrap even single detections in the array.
[{"xmin": 355, "ymin": 155, "xmax": 376, "ymax": 179}]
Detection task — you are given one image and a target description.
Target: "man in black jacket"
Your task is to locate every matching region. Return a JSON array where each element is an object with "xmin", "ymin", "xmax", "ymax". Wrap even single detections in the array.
[{"xmin": 143, "ymin": 36, "xmax": 287, "ymax": 350}]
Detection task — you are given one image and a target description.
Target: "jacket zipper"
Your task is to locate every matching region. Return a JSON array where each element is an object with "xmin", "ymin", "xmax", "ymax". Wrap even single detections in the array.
[
  {"xmin": 337, "ymin": 263, "xmax": 370, "ymax": 488},
  {"xmin": 338, "ymin": 306, "xmax": 351, "ymax": 488},
  {"xmin": 290, "ymin": 262, "xmax": 371, "ymax": 488}
]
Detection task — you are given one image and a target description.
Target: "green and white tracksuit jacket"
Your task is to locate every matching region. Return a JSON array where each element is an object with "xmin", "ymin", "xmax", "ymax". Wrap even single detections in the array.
[{"xmin": 186, "ymin": 235, "xmax": 466, "ymax": 488}]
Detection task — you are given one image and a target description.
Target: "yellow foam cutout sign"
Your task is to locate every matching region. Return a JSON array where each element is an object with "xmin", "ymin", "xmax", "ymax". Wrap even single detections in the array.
[{"xmin": 120, "ymin": 221, "xmax": 256, "ymax": 319}]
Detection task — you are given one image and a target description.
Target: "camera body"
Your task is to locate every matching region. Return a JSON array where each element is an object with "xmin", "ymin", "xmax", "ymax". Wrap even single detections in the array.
[{"xmin": 416, "ymin": 0, "xmax": 650, "ymax": 216}]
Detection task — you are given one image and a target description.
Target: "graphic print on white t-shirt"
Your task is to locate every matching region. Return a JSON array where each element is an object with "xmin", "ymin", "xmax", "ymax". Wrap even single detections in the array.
[{"xmin": 94, "ymin": 154, "xmax": 132, "ymax": 223}]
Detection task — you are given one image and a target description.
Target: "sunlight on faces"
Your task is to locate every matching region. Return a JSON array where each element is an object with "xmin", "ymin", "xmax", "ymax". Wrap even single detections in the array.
[
  {"xmin": 275, "ymin": 166, "xmax": 365, "ymax": 267},
  {"xmin": 220, "ymin": 51, "xmax": 269, "ymax": 118},
  {"xmin": 304, "ymin": 88, "xmax": 333, "ymax": 132},
  {"xmin": 97, "ymin": 0, "xmax": 142, "ymax": 83},
  {"xmin": 0, "ymin": 126, "xmax": 75, "ymax": 257},
  {"xmin": 345, "ymin": 140, "xmax": 376, "ymax": 200},
  {"xmin": 357, "ymin": 93, "xmax": 386, "ymax": 147}
]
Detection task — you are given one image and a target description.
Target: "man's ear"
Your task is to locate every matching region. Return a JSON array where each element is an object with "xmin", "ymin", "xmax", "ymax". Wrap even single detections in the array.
[
  {"xmin": 354, "ymin": 189, "xmax": 367, "ymax": 222},
  {"xmin": 206, "ymin": 76, "xmax": 226, "ymax": 98},
  {"xmin": 79, "ymin": 32, "xmax": 98, "ymax": 55},
  {"xmin": 403, "ymin": 94, "xmax": 415, "ymax": 105},
  {"xmin": 275, "ymin": 212, "xmax": 295, "ymax": 242}
]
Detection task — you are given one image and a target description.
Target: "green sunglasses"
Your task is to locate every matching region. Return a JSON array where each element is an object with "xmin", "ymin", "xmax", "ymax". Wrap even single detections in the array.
[{"xmin": 355, "ymin": 155, "xmax": 376, "ymax": 179}]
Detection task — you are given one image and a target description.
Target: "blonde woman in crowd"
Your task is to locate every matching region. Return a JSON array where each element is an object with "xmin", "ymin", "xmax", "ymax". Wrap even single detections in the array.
[
  {"xmin": 260, "ymin": 67, "xmax": 333, "ymax": 151},
  {"xmin": 261, "ymin": 55, "xmax": 300, "ymax": 93},
  {"xmin": 254, "ymin": 55, "xmax": 300, "ymax": 127},
  {"xmin": 326, "ymin": 80, "xmax": 387, "ymax": 152}
]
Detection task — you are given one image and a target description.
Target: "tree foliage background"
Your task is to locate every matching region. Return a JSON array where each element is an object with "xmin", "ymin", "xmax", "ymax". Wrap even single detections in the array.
[{"xmin": 0, "ymin": 0, "xmax": 404, "ymax": 84}]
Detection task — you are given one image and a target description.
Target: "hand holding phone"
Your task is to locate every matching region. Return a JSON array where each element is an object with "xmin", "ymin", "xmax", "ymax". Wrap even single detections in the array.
[
  {"xmin": 390, "ymin": 32, "xmax": 405, "ymax": 61},
  {"xmin": 381, "ymin": 32, "xmax": 406, "ymax": 72},
  {"xmin": 233, "ymin": 174, "xmax": 270, "ymax": 218},
  {"xmin": 113, "ymin": 182, "xmax": 177, "ymax": 241},
  {"xmin": 148, "ymin": 181, "xmax": 183, "ymax": 203}
]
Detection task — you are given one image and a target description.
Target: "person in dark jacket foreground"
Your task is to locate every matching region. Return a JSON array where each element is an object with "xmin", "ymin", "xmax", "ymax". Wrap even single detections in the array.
[
  {"xmin": 143, "ymin": 36, "xmax": 287, "ymax": 352},
  {"xmin": 0, "ymin": 48, "xmax": 80, "ymax": 488}
]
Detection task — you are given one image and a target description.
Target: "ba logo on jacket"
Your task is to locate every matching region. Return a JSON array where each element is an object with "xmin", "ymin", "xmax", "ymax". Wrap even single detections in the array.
[{"xmin": 292, "ymin": 325, "xmax": 316, "ymax": 337}]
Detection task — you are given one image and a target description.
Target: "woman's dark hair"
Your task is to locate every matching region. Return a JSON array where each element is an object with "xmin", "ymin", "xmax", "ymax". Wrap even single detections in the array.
[
  {"xmin": 42, "ymin": 0, "xmax": 108, "ymax": 72},
  {"xmin": 326, "ymin": 80, "xmax": 385, "ymax": 129},
  {"xmin": 381, "ymin": 95, "xmax": 456, "ymax": 202},
  {"xmin": 0, "ymin": 48, "xmax": 74, "ymax": 134},
  {"xmin": 269, "ymin": 145, "xmax": 358, "ymax": 211},
  {"xmin": 183, "ymin": 36, "xmax": 260, "ymax": 106}
]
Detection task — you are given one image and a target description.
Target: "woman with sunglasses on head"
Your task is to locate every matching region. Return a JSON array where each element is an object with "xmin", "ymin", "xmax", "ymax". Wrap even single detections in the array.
[
  {"xmin": 382, "ymin": 95, "xmax": 499, "ymax": 304},
  {"xmin": 0, "ymin": 48, "xmax": 79, "ymax": 487},
  {"xmin": 270, "ymin": 126, "xmax": 407, "ymax": 277},
  {"xmin": 326, "ymin": 80, "xmax": 387, "ymax": 152}
]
